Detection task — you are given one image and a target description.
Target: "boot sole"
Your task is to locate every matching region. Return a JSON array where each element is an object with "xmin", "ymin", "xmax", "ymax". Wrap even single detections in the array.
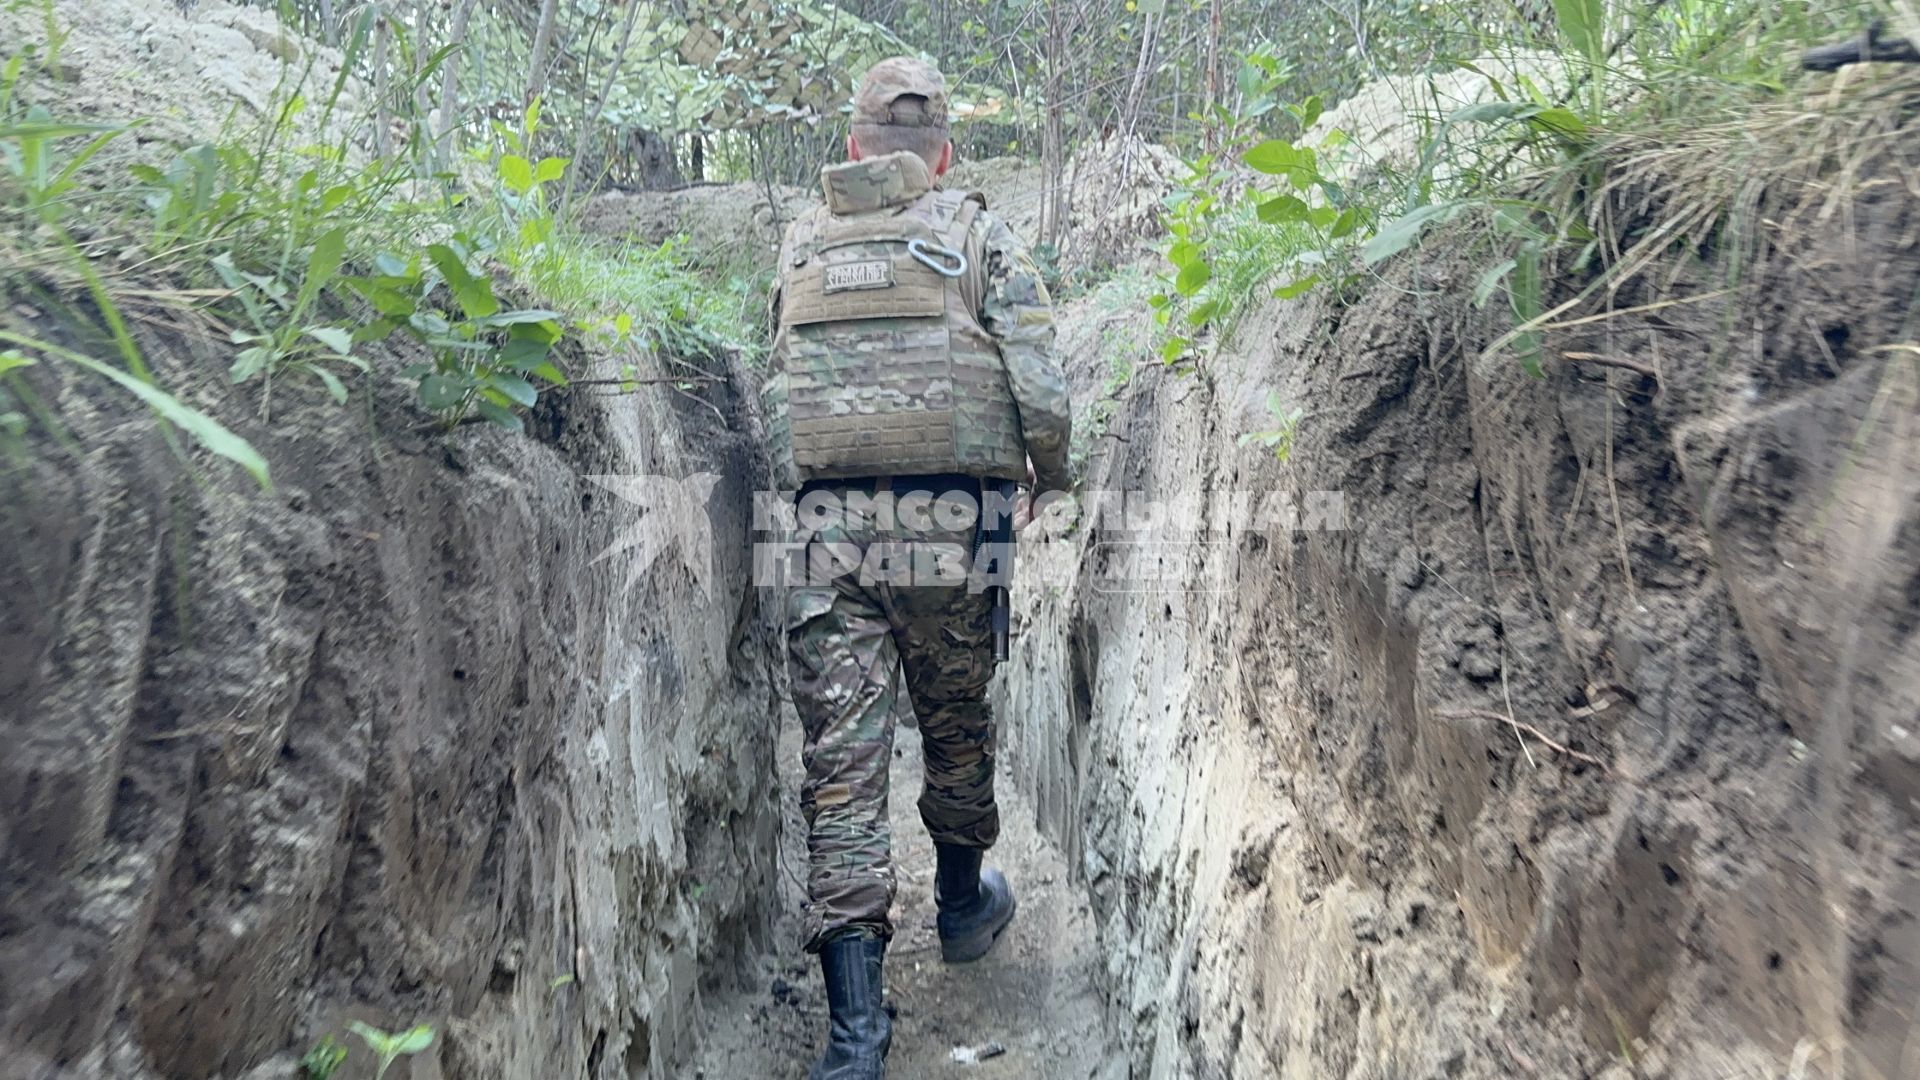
[{"xmin": 939, "ymin": 890, "xmax": 1017, "ymax": 963}]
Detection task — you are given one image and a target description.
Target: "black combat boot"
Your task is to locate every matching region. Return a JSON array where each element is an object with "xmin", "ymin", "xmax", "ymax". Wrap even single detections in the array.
[
  {"xmin": 934, "ymin": 843, "xmax": 1017, "ymax": 963},
  {"xmin": 810, "ymin": 931, "xmax": 891, "ymax": 1080}
]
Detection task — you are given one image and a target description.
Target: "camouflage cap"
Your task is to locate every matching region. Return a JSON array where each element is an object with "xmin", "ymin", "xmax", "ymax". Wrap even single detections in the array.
[{"xmin": 851, "ymin": 56, "xmax": 950, "ymax": 127}]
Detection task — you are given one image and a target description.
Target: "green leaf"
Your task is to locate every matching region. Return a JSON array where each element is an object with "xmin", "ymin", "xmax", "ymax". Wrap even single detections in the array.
[
  {"xmin": 500, "ymin": 338, "xmax": 552, "ymax": 370},
  {"xmin": 321, "ymin": 183, "xmax": 357, "ymax": 211},
  {"xmin": 1554, "ymin": 0, "xmax": 1607, "ymax": 63},
  {"xmin": 418, "ymin": 373, "xmax": 467, "ymax": 410},
  {"xmin": 1244, "ymin": 139, "xmax": 1303, "ymax": 177},
  {"xmin": 312, "ymin": 366, "xmax": 349, "ymax": 404},
  {"xmin": 1328, "ymin": 208, "xmax": 1361, "ymax": 239},
  {"xmin": 476, "ymin": 309, "xmax": 562, "ymax": 327},
  {"xmin": 485, "ymin": 372, "xmax": 537, "ymax": 407},
  {"xmin": 354, "ymin": 318, "xmax": 401, "ymax": 345},
  {"xmin": 1160, "ymin": 337, "xmax": 1188, "ymax": 363},
  {"xmin": 1362, "ymin": 203, "xmax": 1459, "ymax": 265},
  {"xmin": 304, "ymin": 326, "xmax": 355, "ymax": 356},
  {"xmin": 1173, "ymin": 260, "xmax": 1211, "ymax": 297},
  {"xmin": 1256, "ymin": 195, "xmax": 1309, "ymax": 225},
  {"xmin": 426, "ymin": 244, "xmax": 499, "ymax": 319},
  {"xmin": 533, "ymin": 157, "xmax": 568, "ymax": 184},
  {"xmin": 1527, "ymin": 107, "xmax": 1587, "ymax": 137},
  {"xmin": 1450, "ymin": 101, "xmax": 1539, "ymax": 124},
  {"xmin": 0, "ymin": 120, "xmax": 118, "ymax": 140},
  {"xmin": 1472, "ymin": 258, "xmax": 1518, "ymax": 309},
  {"xmin": 294, "ymin": 227, "xmax": 347, "ymax": 320},
  {"xmin": 231, "ymin": 346, "xmax": 274, "ymax": 382},
  {"xmin": 0, "ymin": 332, "xmax": 269, "ymax": 489},
  {"xmin": 476, "ymin": 399, "xmax": 526, "ymax": 432},
  {"xmin": 1166, "ymin": 239, "xmax": 1201, "ymax": 268},
  {"xmin": 1510, "ymin": 245, "xmax": 1545, "ymax": 377},
  {"xmin": 1272, "ymin": 276, "xmax": 1320, "ymax": 300},
  {"xmin": 0, "ymin": 349, "xmax": 38, "ymax": 376},
  {"xmin": 392, "ymin": 1026, "xmax": 435, "ymax": 1056},
  {"xmin": 1300, "ymin": 94, "xmax": 1324, "ymax": 129},
  {"xmin": 343, "ymin": 277, "xmax": 417, "ymax": 317},
  {"xmin": 1186, "ymin": 299, "xmax": 1220, "ymax": 326},
  {"xmin": 499, "ymin": 153, "xmax": 534, "ymax": 195}
]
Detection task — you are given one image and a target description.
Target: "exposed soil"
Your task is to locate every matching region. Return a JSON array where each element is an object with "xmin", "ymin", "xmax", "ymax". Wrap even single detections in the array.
[
  {"xmin": 7, "ymin": 5, "xmax": 1920, "ymax": 1078},
  {"xmin": 690, "ymin": 716, "xmax": 1119, "ymax": 1080},
  {"xmin": 1000, "ymin": 68, "xmax": 1920, "ymax": 1080}
]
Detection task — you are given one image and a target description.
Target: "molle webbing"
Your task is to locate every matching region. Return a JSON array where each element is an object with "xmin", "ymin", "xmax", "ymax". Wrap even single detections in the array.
[{"xmin": 773, "ymin": 188, "xmax": 1025, "ymax": 483}]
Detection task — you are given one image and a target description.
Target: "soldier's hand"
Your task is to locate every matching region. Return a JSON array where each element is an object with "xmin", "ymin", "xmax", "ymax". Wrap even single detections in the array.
[{"xmin": 1012, "ymin": 460, "xmax": 1037, "ymax": 531}]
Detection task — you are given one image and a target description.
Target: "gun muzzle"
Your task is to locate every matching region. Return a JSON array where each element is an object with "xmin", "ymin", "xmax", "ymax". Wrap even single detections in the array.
[{"xmin": 991, "ymin": 590, "xmax": 1011, "ymax": 664}]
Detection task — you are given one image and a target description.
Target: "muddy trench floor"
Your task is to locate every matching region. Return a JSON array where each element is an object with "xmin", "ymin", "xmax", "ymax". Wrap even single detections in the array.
[{"xmin": 690, "ymin": 717, "xmax": 1119, "ymax": 1079}]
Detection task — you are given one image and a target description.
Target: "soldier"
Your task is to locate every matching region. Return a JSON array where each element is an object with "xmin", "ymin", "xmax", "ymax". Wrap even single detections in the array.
[{"xmin": 762, "ymin": 56, "xmax": 1072, "ymax": 1080}]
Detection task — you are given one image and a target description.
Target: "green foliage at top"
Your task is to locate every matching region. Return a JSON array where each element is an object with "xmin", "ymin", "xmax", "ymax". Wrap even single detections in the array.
[
  {"xmin": 1355, "ymin": 0, "xmax": 1859, "ymax": 370},
  {"xmin": 1149, "ymin": 47, "xmax": 1379, "ymax": 363},
  {"xmin": 1, "ymin": 0, "xmax": 759, "ymax": 490},
  {"xmin": 1143, "ymin": 0, "xmax": 1865, "ymax": 380}
]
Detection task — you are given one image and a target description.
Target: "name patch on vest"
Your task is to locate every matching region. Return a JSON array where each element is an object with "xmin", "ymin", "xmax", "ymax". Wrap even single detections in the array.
[{"xmin": 823, "ymin": 259, "xmax": 895, "ymax": 293}]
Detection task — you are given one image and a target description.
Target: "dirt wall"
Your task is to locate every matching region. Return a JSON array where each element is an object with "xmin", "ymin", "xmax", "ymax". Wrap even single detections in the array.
[
  {"xmin": 999, "ymin": 95, "xmax": 1920, "ymax": 1079},
  {"xmin": 0, "ymin": 323, "xmax": 784, "ymax": 1079}
]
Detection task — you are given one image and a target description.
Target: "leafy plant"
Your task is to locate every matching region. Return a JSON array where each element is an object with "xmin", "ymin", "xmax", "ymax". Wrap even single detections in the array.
[
  {"xmin": 344, "ymin": 237, "xmax": 567, "ymax": 431},
  {"xmin": 0, "ymin": 110, "xmax": 137, "ymax": 223},
  {"xmin": 1238, "ymin": 390, "xmax": 1303, "ymax": 462},
  {"xmin": 300, "ymin": 1035, "xmax": 348, "ymax": 1080},
  {"xmin": 1152, "ymin": 80, "xmax": 1372, "ymax": 362},
  {"xmin": 210, "ymin": 228, "xmax": 365, "ymax": 406},
  {"xmin": 347, "ymin": 1022, "xmax": 435, "ymax": 1080}
]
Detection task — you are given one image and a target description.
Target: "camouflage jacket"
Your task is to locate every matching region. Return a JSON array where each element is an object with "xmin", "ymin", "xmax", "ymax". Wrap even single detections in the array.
[{"xmin": 768, "ymin": 154, "xmax": 1072, "ymax": 495}]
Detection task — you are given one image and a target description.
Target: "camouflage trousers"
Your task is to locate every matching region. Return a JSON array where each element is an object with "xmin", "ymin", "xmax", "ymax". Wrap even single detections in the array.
[{"xmin": 785, "ymin": 482, "xmax": 1001, "ymax": 952}]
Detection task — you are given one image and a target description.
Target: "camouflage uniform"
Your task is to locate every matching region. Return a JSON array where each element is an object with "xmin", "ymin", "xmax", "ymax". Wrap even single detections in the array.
[{"xmin": 768, "ymin": 118, "xmax": 1069, "ymax": 953}]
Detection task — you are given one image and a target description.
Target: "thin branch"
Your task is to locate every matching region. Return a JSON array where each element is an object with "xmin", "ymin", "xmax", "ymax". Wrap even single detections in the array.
[
  {"xmin": 563, "ymin": 0, "xmax": 648, "ymax": 206},
  {"xmin": 434, "ymin": 0, "xmax": 482, "ymax": 166},
  {"xmin": 1437, "ymin": 708, "xmax": 1610, "ymax": 772},
  {"xmin": 1561, "ymin": 350, "xmax": 1660, "ymax": 382},
  {"xmin": 561, "ymin": 376, "xmax": 723, "ymax": 386}
]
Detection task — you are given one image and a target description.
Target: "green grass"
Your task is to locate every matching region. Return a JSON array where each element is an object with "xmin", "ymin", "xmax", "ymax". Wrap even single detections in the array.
[
  {"xmin": 516, "ymin": 231, "xmax": 764, "ymax": 364},
  {"xmin": 1, "ymin": 0, "xmax": 756, "ymax": 469}
]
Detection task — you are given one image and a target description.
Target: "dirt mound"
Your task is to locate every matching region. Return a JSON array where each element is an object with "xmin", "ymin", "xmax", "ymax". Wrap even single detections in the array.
[
  {"xmin": 1, "ymin": 0, "xmax": 364, "ymax": 151},
  {"xmin": 1307, "ymin": 53, "xmax": 1562, "ymax": 186},
  {"xmin": 581, "ymin": 182, "xmax": 816, "ymax": 275},
  {"xmin": 953, "ymin": 139, "xmax": 1186, "ymax": 267}
]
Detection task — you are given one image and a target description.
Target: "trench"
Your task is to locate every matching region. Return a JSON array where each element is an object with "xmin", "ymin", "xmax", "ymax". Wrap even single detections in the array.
[{"xmin": 3, "ymin": 7, "xmax": 1920, "ymax": 1078}]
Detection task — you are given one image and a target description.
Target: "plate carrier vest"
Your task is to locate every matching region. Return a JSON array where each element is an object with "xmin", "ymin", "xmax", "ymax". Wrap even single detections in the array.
[{"xmin": 770, "ymin": 186, "xmax": 1027, "ymax": 483}]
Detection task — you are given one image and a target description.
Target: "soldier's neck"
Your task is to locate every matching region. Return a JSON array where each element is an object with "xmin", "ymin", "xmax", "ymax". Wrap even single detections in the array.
[{"xmin": 820, "ymin": 151, "xmax": 936, "ymax": 214}]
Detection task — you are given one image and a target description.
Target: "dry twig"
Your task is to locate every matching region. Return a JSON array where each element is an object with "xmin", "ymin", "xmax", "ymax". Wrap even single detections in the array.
[
  {"xmin": 1561, "ymin": 351, "xmax": 1660, "ymax": 383},
  {"xmin": 1438, "ymin": 708, "xmax": 1610, "ymax": 772}
]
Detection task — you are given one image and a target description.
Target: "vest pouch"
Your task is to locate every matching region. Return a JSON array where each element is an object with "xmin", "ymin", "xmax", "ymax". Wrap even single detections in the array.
[{"xmin": 783, "ymin": 233, "xmax": 964, "ymax": 479}]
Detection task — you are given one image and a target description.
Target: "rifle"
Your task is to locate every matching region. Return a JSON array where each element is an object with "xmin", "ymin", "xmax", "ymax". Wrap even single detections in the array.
[
  {"xmin": 1803, "ymin": 20, "xmax": 1920, "ymax": 71},
  {"xmin": 981, "ymin": 478, "xmax": 1019, "ymax": 664}
]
